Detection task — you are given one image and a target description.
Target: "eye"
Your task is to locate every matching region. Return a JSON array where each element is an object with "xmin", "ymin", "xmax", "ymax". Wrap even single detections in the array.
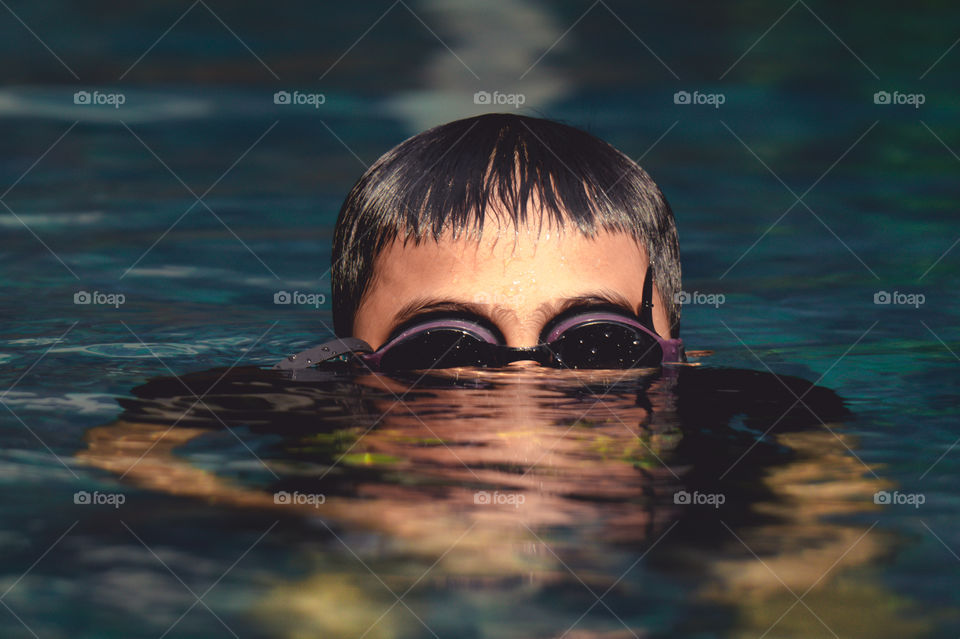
[
  {"xmin": 551, "ymin": 321, "xmax": 663, "ymax": 369},
  {"xmin": 539, "ymin": 304, "xmax": 644, "ymax": 344},
  {"xmin": 374, "ymin": 317, "xmax": 504, "ymax": 371},
  {"xmin": 384, "ymin": 313, "xmax": 504, "ymax": 347}
]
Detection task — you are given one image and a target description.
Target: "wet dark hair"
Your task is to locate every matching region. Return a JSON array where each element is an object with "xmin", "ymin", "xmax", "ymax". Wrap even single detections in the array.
[{"xmin": 331, "ymin": 113, "xmax": 682, "ymax": 337}]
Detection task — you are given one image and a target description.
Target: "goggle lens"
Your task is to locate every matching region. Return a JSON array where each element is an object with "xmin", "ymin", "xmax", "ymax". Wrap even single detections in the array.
[
  {"xmin": 372, "ymin": 316, "xmax": 664, "ymax": 371},
  {"xmin": 550, "ymin": 321, "xmax": 663, "ymax": 369},
  {"xmin": 376, "ymin": 328, "xmax": 495, "ymax": 371}
]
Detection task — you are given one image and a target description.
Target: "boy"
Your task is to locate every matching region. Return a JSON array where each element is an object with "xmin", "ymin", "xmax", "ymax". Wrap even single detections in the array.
[{"xmin": 279, "ymin": 113, "xmax": 684, "ymax": 371}]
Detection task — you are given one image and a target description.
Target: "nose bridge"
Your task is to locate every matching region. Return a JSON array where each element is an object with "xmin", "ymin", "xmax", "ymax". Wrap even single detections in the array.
[
  {"xmin": 500, "ymin": 303, "xmax": 547, "ymax": 348},
  {"xmin": 500, "ymin": 345, "xmax": 552, "ymax": 367}
]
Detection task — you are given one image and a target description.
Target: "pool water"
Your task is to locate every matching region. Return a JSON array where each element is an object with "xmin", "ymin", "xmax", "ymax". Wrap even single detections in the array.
[{"xmin": 2, "ymin": 2, "xmax": 959, "ymax": 637}]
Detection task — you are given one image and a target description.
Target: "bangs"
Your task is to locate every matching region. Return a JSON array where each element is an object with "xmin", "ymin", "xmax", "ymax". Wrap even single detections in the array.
[{"xmin": 350, "ymin": 114, "xmax": 653, "ymax": 247}]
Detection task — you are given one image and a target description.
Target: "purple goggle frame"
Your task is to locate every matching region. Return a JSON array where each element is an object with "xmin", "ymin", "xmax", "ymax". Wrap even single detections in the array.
[{"xmin": 275, "ymin": 269, "xmax": 685, "ymax": 372}]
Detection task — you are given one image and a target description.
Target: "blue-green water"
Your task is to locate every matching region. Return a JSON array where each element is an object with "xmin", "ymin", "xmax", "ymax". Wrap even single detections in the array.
[{"xmin": 1, "ymin": 2, "xmax": 959, "ymax": 637}]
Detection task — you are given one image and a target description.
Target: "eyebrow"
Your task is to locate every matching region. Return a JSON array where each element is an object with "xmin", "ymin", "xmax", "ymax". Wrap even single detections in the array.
[{"xmin": 388, "ymin": 291, "xmax": 640, "ymax": 337}]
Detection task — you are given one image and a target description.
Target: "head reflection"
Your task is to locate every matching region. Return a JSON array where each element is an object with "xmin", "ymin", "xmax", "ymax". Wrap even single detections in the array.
[{"xmin": 76, "ymin": 364, "xmax": 909, "ymax": 638}]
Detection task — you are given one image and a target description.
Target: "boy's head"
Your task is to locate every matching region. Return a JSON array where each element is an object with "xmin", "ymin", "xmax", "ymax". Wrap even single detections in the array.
[{"xmin": 331, "ymin": 113, "xmax": 681, "ymax": 351}]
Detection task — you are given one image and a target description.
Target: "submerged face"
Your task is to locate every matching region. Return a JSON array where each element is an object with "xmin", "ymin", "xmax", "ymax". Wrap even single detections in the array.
[{"xmin": 352, "ymin": 220, "xmax": 672, "ymax": 352}]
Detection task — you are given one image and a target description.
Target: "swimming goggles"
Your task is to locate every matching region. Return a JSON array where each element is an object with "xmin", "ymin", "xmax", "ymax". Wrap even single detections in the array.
[{"xmin": 275, "ymin": 267, "xmax": 684, "ymax": 372}]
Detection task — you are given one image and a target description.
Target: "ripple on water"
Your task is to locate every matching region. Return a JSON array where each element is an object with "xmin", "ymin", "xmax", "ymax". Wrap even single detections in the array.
[
  {"xmin": 50, "ymin": 343, "xmax": 205, "ymax": 358},
  {"xmin": 0, "ymin": 391, "xmax": 118, "ymax": 415},
  {"xmin": 0, "ymin": 211, "xmax": 105, "ymax": 229}
]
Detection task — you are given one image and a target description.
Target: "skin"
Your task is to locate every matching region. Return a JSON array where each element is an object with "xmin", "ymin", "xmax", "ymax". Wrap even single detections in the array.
[{"xmin": 352, "ymin": 221, "xmax": 672, "ymax": 354}]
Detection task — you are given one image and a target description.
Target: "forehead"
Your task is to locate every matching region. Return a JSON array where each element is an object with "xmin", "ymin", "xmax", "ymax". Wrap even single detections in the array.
[{"xmin": 368, "ymin": 224, "xmax": 648, "ymax": 303}]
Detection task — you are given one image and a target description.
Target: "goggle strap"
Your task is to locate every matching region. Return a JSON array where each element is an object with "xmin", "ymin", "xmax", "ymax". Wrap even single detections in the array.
[
  {"xmin": 274, "ymin": 337, "xmax": 373, "ymax": 370},
  {"xmin": 639, "ymin": 265, "xmax": 654, "ymax": 328}
]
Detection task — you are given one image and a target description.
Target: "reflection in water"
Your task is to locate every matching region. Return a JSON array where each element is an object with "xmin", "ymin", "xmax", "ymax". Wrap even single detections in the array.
[{"xmin": 77, "ymin": 365, "xmax": 927, "ymax": 638}]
